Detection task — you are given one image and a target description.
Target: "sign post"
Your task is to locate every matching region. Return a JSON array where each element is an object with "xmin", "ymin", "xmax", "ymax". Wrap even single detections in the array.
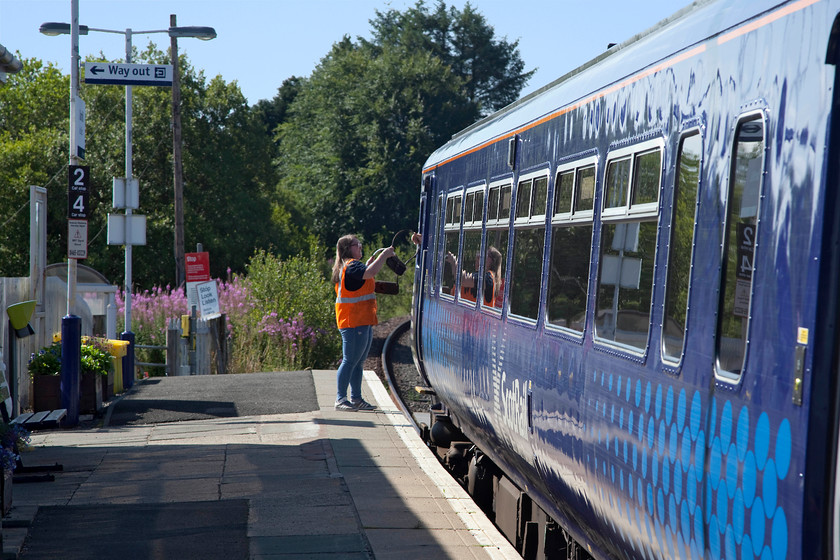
[
  {"xmin": 67, "ymin": 165, "xmax": 89, "ymax": 260},
  {"xmin": 185, "ymin": 252, "xmax": 211, "ymax": 314}
]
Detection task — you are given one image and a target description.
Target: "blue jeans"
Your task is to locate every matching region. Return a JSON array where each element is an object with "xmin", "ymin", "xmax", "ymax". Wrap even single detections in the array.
[{"xmin": 336, "ymin": 325, "xmax": 373, "ymax": 402}]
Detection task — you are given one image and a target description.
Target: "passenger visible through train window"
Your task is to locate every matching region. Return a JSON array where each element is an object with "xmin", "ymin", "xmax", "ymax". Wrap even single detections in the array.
[
  {"xmin": 596, "ymin": 142, "xmax": 662, "ymax": 350},
  {"xmin": 716, "ymin": 116, "xmax": 764, "ymax": 377},
  {"xmin": 548, "ymin": 160, "xmax": 596, "ymax": 332},
  {"xmin": 510, "ymin": 175, "xmax": 548, "ymax": 320},
  {"xmin": 430, "ymin": 194, "xmax": 444, "ymax": 295},
  {"xmin": 483, "ymin": 181, "xmax": 512, "ymax": 311},
  {"xmin": 663, "ymin": 132, "xmax": 702, "ymax": 362},
  {"xmin": 442, "ymin": 193, "xmax": 462, "ymax": 296},
  {"xmin": 456, "ymin": 187, "xmax": 485, "ymax": 306}
]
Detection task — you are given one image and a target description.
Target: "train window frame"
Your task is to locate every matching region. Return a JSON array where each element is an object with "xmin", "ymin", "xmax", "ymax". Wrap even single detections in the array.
[
  {"xmin": 545, "ymin": 156, "xmax": 598, "ymax": 337},
  {"xmin": 482, "ymin": 179, "xmax": 513, "ymax": 315},
  {"xmin": 594, "ymin": 138, "xmax": 664, "ymax": 354},
  {"xmin": 661, "ymin": 130, "xmax": 704, "ymax": 367},
  {"xmin": 508, "ymin": 169, "xmax": 550, "ymax": 324},
  {"xmin": 714, "ymin": 112, "xmax": 767, "ymax": 383},
  {"xmin": 430, "ymin": 193, "xmax": 445, "ymax": 296},
  {"xmin": 441, "ymin": 189, "xmax": 464, "ymax": 301},
  {"xmin": 458, "ymin": 184, "xmax": 487, "ymax": 308}
]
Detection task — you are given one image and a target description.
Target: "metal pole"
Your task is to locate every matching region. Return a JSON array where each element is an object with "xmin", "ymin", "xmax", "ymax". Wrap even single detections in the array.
[
  {"xmin": 125, "ymin": 28, "xmax": 133, "ymax": 332},
  {"xmin": 61, "ymin": 0, "xmax": 81, "ymax": 426},
  {"xmin": 171, "ymin": 13, "xmax": 186, "ymax": 290},
  {"xmin": 120, "ymin": 28, "xmax": 136, "ymax": 391},
  {"xmin": 67, "ymin": 0, "xmax": 80, "ymax": 316}
]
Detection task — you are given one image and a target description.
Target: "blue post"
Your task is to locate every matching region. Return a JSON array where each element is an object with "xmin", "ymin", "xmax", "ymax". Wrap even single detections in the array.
[
  {"xmin": 60, "ymin": 315, "xmax": 81, "ymax": 426},
  {"xmin": 121, "ymin": 330, "xmax": 135, "ymax": 390}
]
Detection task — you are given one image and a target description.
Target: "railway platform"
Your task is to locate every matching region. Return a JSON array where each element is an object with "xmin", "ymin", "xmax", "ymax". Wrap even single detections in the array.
[{"xmin": 2, "ymin": 369, "xmax": 519, "ymax": 559}]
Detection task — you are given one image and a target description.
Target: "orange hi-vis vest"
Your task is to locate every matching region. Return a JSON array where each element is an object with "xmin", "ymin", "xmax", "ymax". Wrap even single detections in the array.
[{"xmin": 335, "ymin": 259, "xmax": 378, "ymax": 328}]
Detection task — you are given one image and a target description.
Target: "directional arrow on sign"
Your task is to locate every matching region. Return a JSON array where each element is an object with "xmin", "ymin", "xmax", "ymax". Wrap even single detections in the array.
[{"xmin": 88, "ymin": 65, "xmax": 104, "ymax": 76}]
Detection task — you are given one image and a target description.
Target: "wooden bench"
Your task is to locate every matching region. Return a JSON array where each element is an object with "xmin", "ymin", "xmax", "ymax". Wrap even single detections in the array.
[{"xmin": 0, "ymin": 380, "xmax": 65, "ymax": 481}]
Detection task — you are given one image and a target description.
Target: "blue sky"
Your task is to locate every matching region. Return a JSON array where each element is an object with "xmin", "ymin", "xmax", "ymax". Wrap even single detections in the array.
[{"xmin": 1, "ymin": 0, "xmax": 691, "ymax": 105}]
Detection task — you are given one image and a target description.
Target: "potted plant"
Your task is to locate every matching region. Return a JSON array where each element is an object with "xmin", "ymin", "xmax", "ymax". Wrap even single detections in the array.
[
  {"xmin": 80, "ymin": 339, "xmax": 111, "ymax": 413},
  {"xmin": 28, "ymin": 341, "xmax": 62, "ymax": 412},
  {"xmin": 0, "ymin": 422, "xmax": 31, "ymax": 515}
]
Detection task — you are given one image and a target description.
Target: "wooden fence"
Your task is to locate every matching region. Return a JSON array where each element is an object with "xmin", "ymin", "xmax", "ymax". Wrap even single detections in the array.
[{"xmin": 158, "ymin": 313, "xmax": 228, "ymax": 376}]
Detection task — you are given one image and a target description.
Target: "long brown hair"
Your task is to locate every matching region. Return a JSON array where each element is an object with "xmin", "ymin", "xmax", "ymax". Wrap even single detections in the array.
[
  {"xmin": 485, "ymin": 246, "xmax": 502, "ymax": 299},
  {"xmin": 331, "ymin": 234, "xmax": 359, "ymax": 284}
]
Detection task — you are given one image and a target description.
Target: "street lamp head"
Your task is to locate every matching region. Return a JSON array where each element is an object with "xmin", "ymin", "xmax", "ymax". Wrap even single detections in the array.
[
  {"xmin": 168, "ymin": 26, "xmax": 216, "ymax": 40},
  {"xmin": 39, "ymin": 22, "xmax": 89, "ymax": 36}
]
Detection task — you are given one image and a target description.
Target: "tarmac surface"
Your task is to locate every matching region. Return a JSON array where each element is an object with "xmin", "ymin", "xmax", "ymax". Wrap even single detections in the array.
[{"xmin": 3, "ymin": 370, "xmax": 520, "ymax": 559}]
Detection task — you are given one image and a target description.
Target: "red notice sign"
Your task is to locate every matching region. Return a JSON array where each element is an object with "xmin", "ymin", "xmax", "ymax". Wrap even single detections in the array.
[{"xmin": 185, "ymin": 252, "xmax": 210, "ymax": 283}]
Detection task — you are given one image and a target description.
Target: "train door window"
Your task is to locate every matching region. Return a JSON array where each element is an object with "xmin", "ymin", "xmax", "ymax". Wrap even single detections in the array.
[
  {"xmin": 483, "ymin": 181, "xmax": 512, "ymax": 311},
  {"xmin": 430, "ymin": 194, "xmax": 444, "ymax": 295},
  {"xmin": 510, "ymin": 173, "xmax": 548, "ymax": 320},
  {"xmin": 441, "ymin": 192, "xmax": 462, "ymax": 298},
  {"xmin": 548, "ymin": 158, "xmax": 597, "ymax": 332},
  {"xmin": 459, "ymin": 186, "xmax": 486, "ymax": 306},
  {"xmin": 716, "ymin": 115, "xmax": 765, "ymax": 379},
  {"xmin": 663, "ymin": 132, "xmax": 702, "ymax": 363},
  {"xmin": 595, "ymin": 140, "xmax": 663, "ymax": 351}
]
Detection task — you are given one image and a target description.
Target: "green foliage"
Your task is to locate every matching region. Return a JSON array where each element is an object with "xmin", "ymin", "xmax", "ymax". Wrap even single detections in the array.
[
  {"xmin": 28, "ymin": 342, "xmax": 62, "ymax": 377},
  {"xmin": 80, "ymin": 340, "xmax": 113, "ymax": 377},
  {"xmin": 235, "ymin": 246, "xmax": 341, "ymax": 371},
  {"xmin": 276, "ymin": 39, "xmax": 476, "ymax": 246},
  {"xmin": 27, "ymin": 339, "xmax": 112, "ymax": 377},
  {"xmin": 368, "ymin": 0, "xmax": 535, "ymax": 114}
]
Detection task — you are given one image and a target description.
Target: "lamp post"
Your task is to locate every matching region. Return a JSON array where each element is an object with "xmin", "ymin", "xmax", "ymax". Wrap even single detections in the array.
[{"xmin": 39, "ymin": 17, "xmax": 215, "ymax": 390}]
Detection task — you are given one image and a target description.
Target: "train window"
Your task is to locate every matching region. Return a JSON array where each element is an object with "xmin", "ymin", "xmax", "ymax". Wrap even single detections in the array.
[
  {"xmin": 465, "ymin": 192, "xmax": 475, "ymax": 222},
  {"xmin": 500, "ymin": 184, "xmax": 512, "ymax": 217},
  {"xmin": 595, "ymin": 141, "xmax": 663, "ymax": 351},
  {"xmin": 663, "ymin": 132, "xmax": 702, "ymax": 363},
  {"xmin": 488, "ymin": 187, "xmax": 500, "ymax": 221},
  {"xmin": 442, "ymin": 193, "xmax": 462, "ymax": 297},
  {"xmin": 510, "ymin": 173, "xmax": 549, "ymax": 320},
  {"xmin": 576, "ymin": 167, "xmax": 596, "ymax": 211},
  {"xmin": 483, "ymin": 180, "xmax": 512, "ymax": 312},
  {"xmin": 716, "ymin": 116, "xmax": 765, "ymax": 378},
  {"xmin": 555, "ymin": 171, "xmax": 574, "ymax": 215},
  {"xmin": 430, "ymin": 194, "xmax": 444, "ymax": 295},
  {"xmin": 457, "ymin": 186, "xmax": 486, "ymax": 307},
  {"xmin": 548, "ymin": 159, "xmax": 597, "ymax": 332},
  {"xmin": 604, "ymin": 157, "xmax": 631, "ymax": 210},
  {"xmin": 516, "ymin": 178, "xmax": 532, "ymax": 219},
  {"xmin": 483, "ymin": 228, "xmax": 508, "ymax": 311},
  {"xmin": 632, "ymin": 150, "xmax": 662, "ymax": 206}
]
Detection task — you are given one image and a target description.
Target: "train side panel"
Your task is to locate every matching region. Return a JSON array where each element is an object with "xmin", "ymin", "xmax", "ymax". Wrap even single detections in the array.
[{"xmin": 413, "ymin": 1, "xmax": 840, "ymax": 558}]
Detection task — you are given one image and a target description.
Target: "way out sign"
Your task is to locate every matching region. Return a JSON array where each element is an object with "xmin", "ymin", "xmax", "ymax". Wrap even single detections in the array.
[{"xmin": 84, "ymin": 62, "xmax": 173, "ymax": 87}]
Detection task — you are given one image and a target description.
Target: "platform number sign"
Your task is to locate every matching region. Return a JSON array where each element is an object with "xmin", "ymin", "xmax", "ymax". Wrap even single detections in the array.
[{"xmin": 68, "ymin": 165, "xmax": 90, "ymax": 219}]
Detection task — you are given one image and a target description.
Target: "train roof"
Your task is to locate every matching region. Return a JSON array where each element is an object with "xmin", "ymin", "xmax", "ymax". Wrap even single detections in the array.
[{"xmin": 422, "ymin": 0, "xmax": 790, "ymax": 172}]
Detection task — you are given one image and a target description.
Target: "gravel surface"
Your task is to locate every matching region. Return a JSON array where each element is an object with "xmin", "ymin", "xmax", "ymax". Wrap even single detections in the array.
[{"xmin": 366, "ymin": 316, "xmax": 432, "ymax": 414}]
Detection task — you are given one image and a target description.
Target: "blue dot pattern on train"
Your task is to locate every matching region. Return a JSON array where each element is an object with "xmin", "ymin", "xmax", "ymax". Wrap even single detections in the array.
[{"xmin": 585, "ymin": 371, "xmax": 792, "ymax": 560}]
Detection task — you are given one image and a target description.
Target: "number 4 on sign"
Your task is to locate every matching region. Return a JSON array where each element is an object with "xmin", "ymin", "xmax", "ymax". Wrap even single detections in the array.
[{"xmin": 68, "ymin": 165, "xmax": 90, "ymax": 219}]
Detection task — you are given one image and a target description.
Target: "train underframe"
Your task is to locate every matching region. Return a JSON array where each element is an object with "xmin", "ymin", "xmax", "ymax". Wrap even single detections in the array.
[{"xmin": 422, "ymin": 402, "xmax": 593, "ymax": 560}]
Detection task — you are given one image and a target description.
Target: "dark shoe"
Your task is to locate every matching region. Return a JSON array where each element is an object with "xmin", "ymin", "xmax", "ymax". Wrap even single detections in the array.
[
  {"xmin": 351, "ymin": 399, "xmax": 376, "ymax": 411},
  {"xmin": 335, "ymin": 399, "xmax": 355, "ymax": 411}
]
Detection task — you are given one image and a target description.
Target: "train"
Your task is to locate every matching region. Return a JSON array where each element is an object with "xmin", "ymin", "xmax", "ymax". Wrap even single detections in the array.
[{"xmin": 409, "ymin": 0, "xmax": 840, "ymax": 558}]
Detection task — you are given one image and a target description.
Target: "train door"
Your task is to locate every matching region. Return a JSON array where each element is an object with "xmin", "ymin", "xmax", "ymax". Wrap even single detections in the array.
[
  {"xmin": 412, "ymin": 173, "xmax": 435, "ymax": 379},
  {"xmin": 822, "ymin": 15, "xmax": 840, "ymax": 560}
]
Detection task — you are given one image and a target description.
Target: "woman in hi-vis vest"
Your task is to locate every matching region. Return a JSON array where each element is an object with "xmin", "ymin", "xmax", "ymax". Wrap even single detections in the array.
[{"xmin": 331, "ymin": 235, "xmax": 395, "ymax": 411}]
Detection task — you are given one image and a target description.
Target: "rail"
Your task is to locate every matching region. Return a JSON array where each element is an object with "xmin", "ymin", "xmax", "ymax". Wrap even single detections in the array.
[{"xmin": 134, "ymin": 343, "xmax": 166, "ymax": 369}]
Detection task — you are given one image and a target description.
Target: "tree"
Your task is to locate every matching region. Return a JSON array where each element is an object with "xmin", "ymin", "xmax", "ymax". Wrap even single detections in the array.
[
  {"xmin": 0, "ymin": 49, "xmax": 283, "ymax": 287},
  {"xmin": 368, "ymin": 0, "xmax": 535, "ymax": 114},
  {"xmin": 276, "ymin": 37, "xmax": 477, "ymax": 245}
]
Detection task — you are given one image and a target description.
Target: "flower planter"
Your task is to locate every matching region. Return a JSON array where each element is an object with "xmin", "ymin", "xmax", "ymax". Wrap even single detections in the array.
[
  {"xmin": 80, "ymin": 372, "xmax": 103, "ymax": 414},
  {"xmin": 1, "ymin": 469, "xmax": 11, "ymax": 516},
  {"xmin": 32, "ymin": 375, "xmax": 61, "ymax": 413}
]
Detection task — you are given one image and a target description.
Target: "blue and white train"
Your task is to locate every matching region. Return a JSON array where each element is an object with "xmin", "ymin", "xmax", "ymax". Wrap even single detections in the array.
[{"xmin": 410, "ymin": 0, "xmax": 840, "ymax": 558}]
